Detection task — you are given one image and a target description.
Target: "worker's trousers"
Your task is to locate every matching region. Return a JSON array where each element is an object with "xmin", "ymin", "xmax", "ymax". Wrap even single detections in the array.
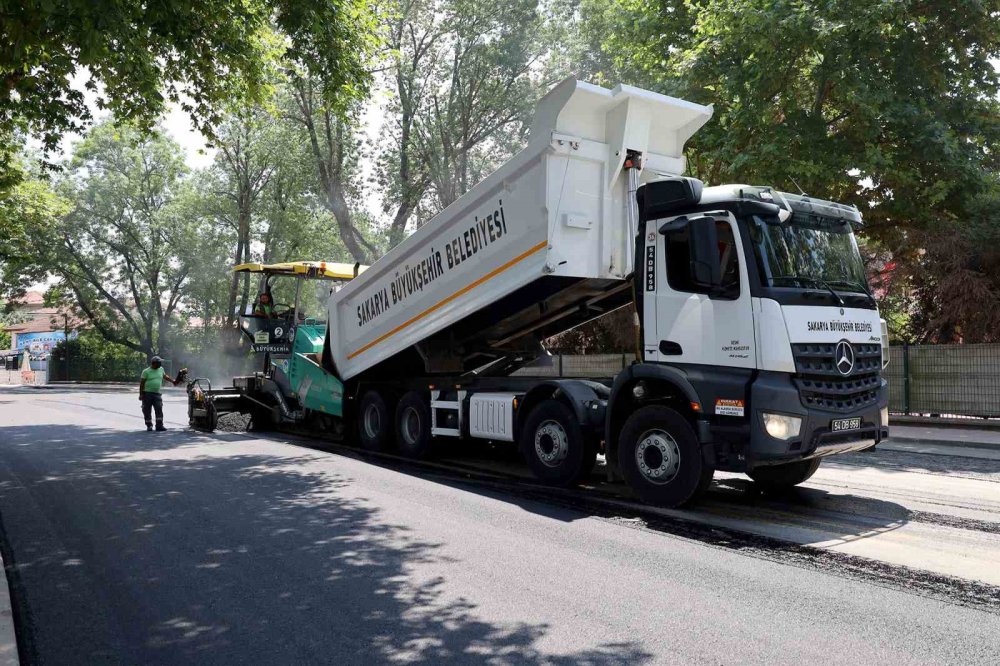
[{"xmin": 141, "ymin": 392, "xmax": 164, "ymax": 427}]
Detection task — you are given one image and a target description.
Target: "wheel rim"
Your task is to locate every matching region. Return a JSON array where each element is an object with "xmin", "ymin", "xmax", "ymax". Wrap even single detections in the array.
[
  {"xmin": 635, "ymin": 429, "xmax": 681, "ymax": 485},
  {"xmin": 534, "ymin": 420, "xmax": 569, "ymax": 467},
  {"xmin": 363, "ymin": 403, "xmax": 381, "ymax": 439},
  {"xmin": 401, "ymin": 406, "xmax": 421, "ymax": 446}
]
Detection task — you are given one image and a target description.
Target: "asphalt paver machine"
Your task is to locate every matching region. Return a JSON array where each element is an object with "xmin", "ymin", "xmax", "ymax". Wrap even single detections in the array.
[{"xmin": 187, "ymin": 261, "xmax": 365, "ymax": 432}]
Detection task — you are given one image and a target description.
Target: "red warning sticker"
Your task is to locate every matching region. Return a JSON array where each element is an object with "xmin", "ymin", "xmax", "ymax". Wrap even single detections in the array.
[{"xmin": 715, "ymin": 398, "xmax": 745, "ymax": 417}]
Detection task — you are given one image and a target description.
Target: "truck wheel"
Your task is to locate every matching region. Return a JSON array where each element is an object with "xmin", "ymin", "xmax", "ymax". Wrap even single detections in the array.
[
  {"xmin": 519, "ymin": 399, "xmax": 595, "ymax": 487},
  {"xmin": 617, "ymin": 406, "xmax": 713, "ymax": 507},
  {"xmin": 395, "ymin": 391, "xmax": 433, "ymax": 459},
  {"xmin": 748, "ymin": 458, "xmax": 821, "ymax": 489},
  {"xmin": 358, "ymin": 390, "xmax": 392, "ymax": 452}
]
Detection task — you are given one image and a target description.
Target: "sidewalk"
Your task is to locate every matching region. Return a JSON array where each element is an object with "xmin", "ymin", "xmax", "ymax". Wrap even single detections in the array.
[
  {"xmin": 883, "ymin": 423, "xmax": 1000, "ymax": 460},
  {"xmin": 888, "ymin": 424, "xmax": 1000, "ymax": 449}
]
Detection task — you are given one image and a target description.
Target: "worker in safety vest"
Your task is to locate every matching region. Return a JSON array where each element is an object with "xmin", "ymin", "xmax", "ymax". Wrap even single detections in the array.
[
  {"xmin": 254, "ymin": 292, "xmax": 275, "ymax": 318},
  {"xmin": 139, "ymin": 356, "xmax": 181, "ymax": 431}
]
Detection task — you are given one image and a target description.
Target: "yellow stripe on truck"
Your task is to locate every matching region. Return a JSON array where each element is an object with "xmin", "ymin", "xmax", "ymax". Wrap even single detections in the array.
[{"xmin": 347, "ymin": 241, "xmax": 548, "ymax": 360}]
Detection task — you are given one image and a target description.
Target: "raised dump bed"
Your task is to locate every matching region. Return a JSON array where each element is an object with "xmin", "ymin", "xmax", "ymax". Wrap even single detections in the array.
[{"xmin": 326, "ymin": 77, "xmax": 713, "ymax": 380}]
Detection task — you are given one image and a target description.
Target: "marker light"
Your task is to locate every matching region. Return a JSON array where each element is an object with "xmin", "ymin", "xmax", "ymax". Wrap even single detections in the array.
[
  {"xmin": 881, "ymin": 407, "xmax": 889, "ymax": 427},
  {"xmin": 763, "ymin": 413, "xmax": 802, "ymax": 440}
]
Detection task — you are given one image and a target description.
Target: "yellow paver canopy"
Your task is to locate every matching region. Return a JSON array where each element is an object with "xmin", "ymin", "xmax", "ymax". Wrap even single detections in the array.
[{"xmin": 233, "ymin": 261, "xmax": 367, "ymax": 280}]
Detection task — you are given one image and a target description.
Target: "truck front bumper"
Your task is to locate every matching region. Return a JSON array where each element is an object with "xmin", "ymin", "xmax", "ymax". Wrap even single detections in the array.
[{"xmin": 742, "ymin": 371, "xmax": 889, "ymax": 470}]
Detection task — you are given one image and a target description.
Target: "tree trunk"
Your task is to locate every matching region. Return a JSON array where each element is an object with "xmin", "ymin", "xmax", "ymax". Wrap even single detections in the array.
[
  {"xmin": 293, "ymin": 77, "xmax": 372, "ymax": 265},
  {"xmin": 389, "ymin": 201, "xmax": 415, "ymax": 248},
  {"xmin": 322, "ymin": 178, "xmax": 371, "ymax": 264},
  {"xmin": 226, "ymin": 236, "xmax": 244, "ymax": 327},
  {"xmin": 239, "ymin": 237, "xmax": 252, "ymax": 317}
]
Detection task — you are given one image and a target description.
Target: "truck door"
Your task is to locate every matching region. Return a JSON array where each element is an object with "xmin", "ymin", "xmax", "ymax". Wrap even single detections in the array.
[{"xmin": 642, "ymin": 213, "xmax": 756, "ymax": 368}]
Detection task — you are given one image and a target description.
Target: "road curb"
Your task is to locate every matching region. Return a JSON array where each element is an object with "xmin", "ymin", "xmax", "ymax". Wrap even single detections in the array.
[
  {"xmin": 0, "ymin": 552, "xmax": 19, "ymax": 666},
  {"xmin": 890, "ymin": 416, "xmax": 1000, "ymax": 430}
]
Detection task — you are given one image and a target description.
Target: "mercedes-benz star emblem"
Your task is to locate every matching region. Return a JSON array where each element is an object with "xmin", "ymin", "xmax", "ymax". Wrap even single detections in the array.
[{"xmin": 835, "ymin": 340, "xmax": 855, "ymax": 376}]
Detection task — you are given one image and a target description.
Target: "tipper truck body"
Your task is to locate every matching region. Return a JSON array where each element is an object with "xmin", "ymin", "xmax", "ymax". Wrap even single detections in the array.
[{"xmin": 192, "ymin": 77, "xmax": 890, "ymax": 507}]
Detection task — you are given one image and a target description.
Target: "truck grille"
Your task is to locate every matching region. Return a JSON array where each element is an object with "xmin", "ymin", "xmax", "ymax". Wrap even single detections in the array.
[{"xmin": 791, "ymin": 343, "xmax": 882, "ymax": 412}]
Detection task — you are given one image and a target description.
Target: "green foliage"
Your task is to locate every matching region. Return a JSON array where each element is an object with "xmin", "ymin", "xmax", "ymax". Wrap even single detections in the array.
[
  {"xmin": 49, "ymin": 331, "xmax": 148, "ymax": 382},
  {"xmin": 4, "ymin": 122, "xmax": 193, "ymax": 355},
  {"xmin": 0, "ymin": 157, "xmax": 72, "ymax": 301},
  {"xmin": 0, "ymin": 0, "xmax": 379, "ymax": 188},
  {"xmin": 572, "ymin": 0, "xmax": 1000, "ymax": 342},
  {"xmin": 51, "ymin": 330, "xmax": 144, "ymax": 365},
  {"xmin": 375, "ymin": 0, "xmax": 546, "ymax": 246},
  {"xmin": 286, "ymin": 74, "xmax": 379, "ymax": 263}
]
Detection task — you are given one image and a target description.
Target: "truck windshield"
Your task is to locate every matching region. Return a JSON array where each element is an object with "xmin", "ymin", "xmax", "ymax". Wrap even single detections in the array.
[{"xmin": 746, "ymin": 214, "xmax": 869, "ymax": 294}]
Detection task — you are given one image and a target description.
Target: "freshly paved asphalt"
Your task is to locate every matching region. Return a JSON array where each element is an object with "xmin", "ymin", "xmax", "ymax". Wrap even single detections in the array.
[{"xmin": 0, "ymin": 386, "xmax": 998, "ymax": 664}]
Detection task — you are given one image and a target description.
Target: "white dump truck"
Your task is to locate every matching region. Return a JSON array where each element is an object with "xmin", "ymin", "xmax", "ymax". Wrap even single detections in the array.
[
  {"xmin": 317, "ymin": 76, "xmax": 889, "ymax": 506},
  {"xmin": 194, "ymin": 76, "xmax": 889, "ymax": 507}
]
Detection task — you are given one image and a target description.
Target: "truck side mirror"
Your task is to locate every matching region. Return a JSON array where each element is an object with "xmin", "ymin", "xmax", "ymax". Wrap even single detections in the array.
[{"xmin": 687, "ymin": 216, "xmax": 721, "ymax": 288}]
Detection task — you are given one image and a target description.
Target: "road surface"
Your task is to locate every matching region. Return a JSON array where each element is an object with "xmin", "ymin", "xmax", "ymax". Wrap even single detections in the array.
[{"xmin": 0, "ymin": 386, "xmax": 998, "ymax": 664}]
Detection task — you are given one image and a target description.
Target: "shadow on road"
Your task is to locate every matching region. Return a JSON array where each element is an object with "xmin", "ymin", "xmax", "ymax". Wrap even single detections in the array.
[
  {"xmin": 277, "ymin": 430, "xmax": 920, "ymax": 554},
  {"xmin": 0, "ymin": 423, "xmax": 652, "ymax": 665}
]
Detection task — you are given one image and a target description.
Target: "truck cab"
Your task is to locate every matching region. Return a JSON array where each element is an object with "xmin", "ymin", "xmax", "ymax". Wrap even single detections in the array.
[{"xmin": 604, "ymin": 177, "xmax": 889, "ymax": 505}]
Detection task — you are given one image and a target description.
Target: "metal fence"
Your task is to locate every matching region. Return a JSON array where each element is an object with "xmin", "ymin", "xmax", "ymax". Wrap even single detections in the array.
[
  {"xmin": 885, "ymin": 344, "xmax": 1000, "ymax": 418},
  {"xmin": 522, "ymin": 346, "xmax": 1000, "ymax": 419}
]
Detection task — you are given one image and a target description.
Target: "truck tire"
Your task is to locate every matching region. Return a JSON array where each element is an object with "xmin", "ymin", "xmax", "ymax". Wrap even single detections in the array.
[
  {"xmin": 617, "ymin": 405, "xmax": 713, "ymax": 507},
  {"xmin": 519, "ymin": 399, "xmax": 595, "ymax": 487},
  {"xmin": 395, "ymin": 391, "xmax": 433, "ymax": 459},
  {"xmin": 748, "ymin": 458, "xmax": 821, "ymax": 489},
  {"xmin": 358, "ymin": 390, "xmax": 392, "ymax": 452}
]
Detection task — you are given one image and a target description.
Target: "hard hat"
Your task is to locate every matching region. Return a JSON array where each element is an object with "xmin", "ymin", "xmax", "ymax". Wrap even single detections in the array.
[{"xmin": 151, "ymin": 356, "xmax": 163, "ymax": 364}]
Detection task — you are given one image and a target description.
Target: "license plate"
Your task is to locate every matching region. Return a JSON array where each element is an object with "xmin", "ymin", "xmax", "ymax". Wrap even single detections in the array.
[{"xmin": 831, "ymin": 417, "xmax": 861, "ymax": 432}]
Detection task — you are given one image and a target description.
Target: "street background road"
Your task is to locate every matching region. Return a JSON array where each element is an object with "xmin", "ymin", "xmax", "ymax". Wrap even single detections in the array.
[{"xmin": 0, "ymin": 386, "xmax": 998, "ymax": 664}]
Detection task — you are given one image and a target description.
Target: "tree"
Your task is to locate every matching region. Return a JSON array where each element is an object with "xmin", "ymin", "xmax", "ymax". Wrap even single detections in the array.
[
  {"xmin": 377, "ymin": 0, "xmax": 440, "ymax": 247},
  {"xmin": 0, "ymin": 151, "xmax": 71, "ymax": 300},
  {"xmin": 373, "ymin": 0, "xmax": 545, "ymax": 247},
  {"xmin": 288, "ymin": 75, "xmax": 378, "ymax": 263},
  {"xmin": 160, "ymin": 173, "xmax": 238, "ymax": 333},
  {"xmin": 1, "ymin": 0, "xmax": 378, "ymax": 189},
  {"xmin": 209, "ymin": 108, "xmax": 284, "ymax": 325},
  {"xmin": 570, "ymin": 0, "xmax": 1000, "ymax": 342},
  {"xmin": 412, "ymin": 0, "xmax": 543, "ymax": 212},
  {"xmin": 26, "ymin": 122, "xmax": 193, "ymax": 356}
]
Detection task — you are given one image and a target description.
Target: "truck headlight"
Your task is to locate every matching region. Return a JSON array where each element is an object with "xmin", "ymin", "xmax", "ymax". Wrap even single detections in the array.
[
  {"xmin": 881, "ymin": 407, "xmax": 889, "ymax": 427},
  {"xmin": 763, "ymin": 413, "xmax": 802, "ymax": 440}
]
